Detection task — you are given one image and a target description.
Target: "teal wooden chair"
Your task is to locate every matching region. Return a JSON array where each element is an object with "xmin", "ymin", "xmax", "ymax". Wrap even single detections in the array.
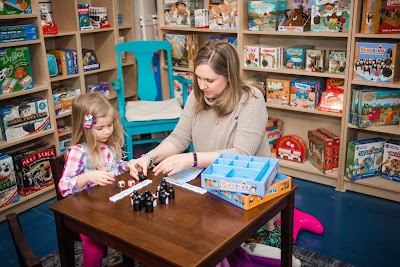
[{"xmin": 112, "ymin": 41, "xmax": 192, "ymax": 159}]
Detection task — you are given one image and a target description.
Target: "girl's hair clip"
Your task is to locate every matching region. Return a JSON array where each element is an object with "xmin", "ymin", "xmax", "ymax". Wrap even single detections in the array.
[{"xmin": 84, "ymin": 114, "xmax": 96, "ymax": 129}]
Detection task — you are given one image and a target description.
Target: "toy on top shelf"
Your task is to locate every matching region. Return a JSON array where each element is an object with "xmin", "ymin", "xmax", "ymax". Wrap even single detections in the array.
[
  {"xmin": 360, "ymin": 0, "xmax": 400, "ymax": 34},
  {"xmin": 208, "ymin": 0, "xmax": 238, "ymax": 30},
  {"xmin": 78, "ymin": 4, "xmax": 94, "ymax": 30},
  {"xmin": 201, "ymin": 153, "xmax": 279, "ymax": 196},
  {"xmin": 0, "ymin": 0, "xmax": 31, "ymax": 15},
  {"xmin": 163, "ymin": 0, "xmax": 196, "ymax": 27},
  {"xmin": 39, "ymin": 4, "xmax": 58, "ymax": 34},
  {"xmin": 89, "ymin": 7, "xmax": 111, "ymax": 29},
  {"xmin": 279, "ymin": 0, "xmax": 311, "ymax": 32},
  {"xmin": 248, "ymin": 0, "xmax": 287, "ymax": 31},
  {"xmin": 311, "ymin": 0, "xmax": 351, "ymax": 32}
]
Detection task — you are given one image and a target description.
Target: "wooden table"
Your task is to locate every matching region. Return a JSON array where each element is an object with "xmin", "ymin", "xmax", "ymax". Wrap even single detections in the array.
[{"xmin": 50, "ymin": 172, "xmax": 297, "ymax": 267}]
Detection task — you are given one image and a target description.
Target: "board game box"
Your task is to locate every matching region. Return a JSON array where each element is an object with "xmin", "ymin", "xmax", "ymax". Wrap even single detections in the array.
[
  {"xmin": 201, "ymin": 153, "xmax": 279, "ymax": 196},
  {"xmin": 0, "ymin": 46, "xmax": 34, "ymax": 94},
  {"xmin": 266, "ymin": 78, "xmax": 291, "ymax": 105},
  {"xmin": 207, "ymin": 173, "xmax": 291, "ymax": 210},
  {"xmin": 0, "ymin": 0, "xmax": 32, "ymax": 15},
  {"xmin": 0, "ymin": 153, "xmax": 18, "ymax": 208},
  {"xmin": 345, "ymin": 137, "xmax": 386, "ymax": 181},
  {"xmin": 382, "ymin": 138, "xmax": 400, "ymax": 183}
]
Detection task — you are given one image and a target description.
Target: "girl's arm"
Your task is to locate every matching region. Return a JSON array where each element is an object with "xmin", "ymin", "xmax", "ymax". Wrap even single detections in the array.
[{"xmin": 58, "ymin": 145, "xmax": 91, "ymax": 197}]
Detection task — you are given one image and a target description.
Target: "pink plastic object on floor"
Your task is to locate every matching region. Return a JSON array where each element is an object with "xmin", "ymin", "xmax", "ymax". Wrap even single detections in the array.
[{"xmin": 276, "ymin": 208, "xmax": 324, "ymax": 243}]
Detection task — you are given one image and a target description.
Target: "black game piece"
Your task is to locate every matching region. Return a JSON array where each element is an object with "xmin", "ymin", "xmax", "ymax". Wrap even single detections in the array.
[
  {"xmin": 159, "ymin": 190, "xmax": 169, "ymax": 205},
  {"xmin": 140, "ymin": 193, "xmax": 146, "ymax": 208},
  {"xmin": 168, "ymin": 185, "xmax": 175, "ymax": 199},
  {"xmin": 145, "ymin": 199, "xmax": 154, "ymax": 213},
  {"xmin": 138, "ymin": 172, "xmax": 146, "ymax": 181},
  {"xmin": 133, "ymin": 197, "xmax": 142, "ymax": 211},
  {"xmin": 160, "ymin": 178, "xmax": 168, "ymax": 189}
]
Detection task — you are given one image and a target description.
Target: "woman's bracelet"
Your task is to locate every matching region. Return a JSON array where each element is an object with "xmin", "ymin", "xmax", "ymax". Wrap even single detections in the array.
[
  {"xmin": 141, "ymin": 153, "xmax": 155, "ymax": 169},
  {"xmin": 192, "ymin": 152, "xmax": 198, "ymax": 167}
]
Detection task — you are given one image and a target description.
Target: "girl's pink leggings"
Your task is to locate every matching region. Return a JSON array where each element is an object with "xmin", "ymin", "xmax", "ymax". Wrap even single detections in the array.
[{"xmin": 80, "ymin": 233, "xmax": 106, "ymax": 267}]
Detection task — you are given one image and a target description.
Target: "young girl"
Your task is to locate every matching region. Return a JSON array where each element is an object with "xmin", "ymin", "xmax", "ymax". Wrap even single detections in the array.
[{"xmin": 58, "ymin": 92, "xmax": 136, "ymax": 267}]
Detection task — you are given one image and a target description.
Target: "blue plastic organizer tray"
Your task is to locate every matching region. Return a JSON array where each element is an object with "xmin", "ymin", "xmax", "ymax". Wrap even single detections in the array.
[{"xmin": 201, "ymin": 153, "xmax": 279, "ymax": 196}]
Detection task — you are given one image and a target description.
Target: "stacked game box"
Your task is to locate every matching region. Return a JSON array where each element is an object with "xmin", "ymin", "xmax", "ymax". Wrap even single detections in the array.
[
  {"xmin": 260, "ymin": 46, "xmax": 284, "ymax": 69},
  {"xmin": 350, "ymin": 88, "xmax": 400, "ymax": 128},
  {"xmin": 209, "ymin": 0, "xmax": 238, "ymax": 30},
  {"xmin": 52, "ymin": 85, "xmax": 81, "ymax": 116},
  {"xmin": 311, "ymin": 0, "xmax": 351, "ymax": 32},
  {"xmin": 353, "ymin": 41, "xmax": 400, "ymax": 83},
  {"xmin": 0, "ymin": 153, "xmax": 19, "ymax": 208},
  {"xmin": 266, "ymin": 78, "xmax": 291, "ymax": 105},
  {"xmin": 308, "ymin": 130, "xmax": 333, "ymax": 174},
  {"xmin": 285, "ymin": 45, "xmax": 315, "ymax": 70},
  {"xmin": 345, "ymin": 138, "xmax": 386, "ymax": 181},
  {"xmin": 360, "ymin": 0, "xmax": 400, "ymax": 34},
  {"xmin": 290, "ymin": 77, "xmax": 326, "ymax": 110},
  {"xmin": 201, "ymin": 153, "xmax": 291, "ymax": 210},
  {"xmin": 0, "ymin": 46, "xmax": 34, "ymax": 94},
  {"xmin": 12, "ymin": 143, "xmax": 55, "ymax": 196},
  {"xmin": 0, "ymin": 24, "xmax": 37, "ymax": 44},
  {"xmin": 0, "ymin": 97, "xmax": 50, "ymax": 141},
  {"xmin": 164, "ymin": 0, "xmax": 196, "ymax": 27},
  {"xmin": 318, "ymin": 78, "xmax": 344, "ymax": 113},
  {"xmin": 317, "ymin": 128, "xmax": 340, "ymax": 171},
  {"xmin": 248, "ymin": 1, "xmax": 286, "ymax": 31},
  {"xmin": 266, "ymin": 118, "xmax": 282, "ymax": 153},
  {"xmin": 382, "ymin": 138, "xmax": 400, "ymax": 183}
]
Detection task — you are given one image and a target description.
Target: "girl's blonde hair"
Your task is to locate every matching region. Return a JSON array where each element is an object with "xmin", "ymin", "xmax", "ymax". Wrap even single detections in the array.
[
  {"xmin": 71, "ymin": 92, "xmax": 125, "ymax": 170},
  {"xmin": 193, "ymin": 40, "xmax": 264, "ymax": 116}
]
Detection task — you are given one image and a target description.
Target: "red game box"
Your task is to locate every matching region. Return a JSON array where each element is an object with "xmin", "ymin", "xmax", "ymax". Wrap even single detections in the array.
[
  {"xmin": 317, "ymin": 128, "xmax": 340, "ymax": 171},
  {"xmin": 308, "ymin": 130, "xmax": 333, "ymax": 173},
  {"xmin": 276, "ymin": 135, "xmax": 306, "ymax": 163}
]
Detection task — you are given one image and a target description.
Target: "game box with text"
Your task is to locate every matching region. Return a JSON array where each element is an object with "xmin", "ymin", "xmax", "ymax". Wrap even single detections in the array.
[
  {"xmin": 207, "ymin": 173, "xmax": 291, "ymax": 210},
  {"xmin": 201, "ymin": 153, "xmax": 279, "ymax": 196}
]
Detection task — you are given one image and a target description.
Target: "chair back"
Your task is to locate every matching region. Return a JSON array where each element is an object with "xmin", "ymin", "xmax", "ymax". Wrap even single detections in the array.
[
  {"xmin": 114, "ymin": 41, "xmax": 176, "ymax": 120},
  {"xmin": 6, "ymin": 213, "xmax": 42, "ymax": 267},
  {"xmin": 49, "ymin": 154, "xmax": 66, "ymax": 201}
]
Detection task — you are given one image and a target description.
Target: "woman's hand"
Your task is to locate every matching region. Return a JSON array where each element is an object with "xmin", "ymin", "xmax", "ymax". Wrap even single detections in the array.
[
  {"xmin": 153, "ymin": 153, "xmax": 192, "ymax": 176},
  {"xmin": 89, "ymin": 171, "xmax": 115, "ymax": 186},
  {"xmin": 126, "ymin": 155, "xmax": 151, "ymax": 179}
]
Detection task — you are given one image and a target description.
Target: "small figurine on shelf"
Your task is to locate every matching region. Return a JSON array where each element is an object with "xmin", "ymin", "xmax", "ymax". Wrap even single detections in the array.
[
  {"xmin": 82, "ymin": 49, "xmax": 100, "ymax": 72},
  {"xmin": 39, "ymin": 4, "xmax": 57, "ymax": 34}
]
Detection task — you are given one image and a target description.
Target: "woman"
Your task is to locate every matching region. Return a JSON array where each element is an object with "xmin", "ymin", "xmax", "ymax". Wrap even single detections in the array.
[{"xmin": 127, "ymin": 40, "xmax": 271, "ymax": 178}]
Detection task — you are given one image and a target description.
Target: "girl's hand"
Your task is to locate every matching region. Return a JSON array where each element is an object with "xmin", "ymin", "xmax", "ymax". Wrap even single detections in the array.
[
  {"xmin": 153, "ymin": 153, "xmax": 192, "ymax": 177},
  {"xmin": 90, "ymin": 171, "xmax": 115, "ymax": 186},
  {"xmin": 126, "ymin": 156, "xmax": 151, "ymax": 179}
]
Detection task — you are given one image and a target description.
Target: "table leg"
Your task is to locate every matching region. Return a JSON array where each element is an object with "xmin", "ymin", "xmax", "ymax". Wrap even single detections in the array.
[
  {"xmin": 281, "ymin": 190, "xmax": 294, "ymax": 267},
  {"xmin": 54, "ymin": 213, "xmax": 75, "ymax": 267}
]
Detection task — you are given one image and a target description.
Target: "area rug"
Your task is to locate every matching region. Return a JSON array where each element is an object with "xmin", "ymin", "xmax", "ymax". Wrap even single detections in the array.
[{"xmin": 41, "ymin": 242, "xmax": 354, "ymax": 267}]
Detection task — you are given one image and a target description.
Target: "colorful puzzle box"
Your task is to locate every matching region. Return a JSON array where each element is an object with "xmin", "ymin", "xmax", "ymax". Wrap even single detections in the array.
[
  {"xmin": 201, "ymin": 153, "xmax": 279, "ymax": 196},
  {"xmin": 353, "ymin": 41, "xmax": 400, "ymax": 83},
  {"xmin": 12, "ymin": 143, "xmax": 55, "ymax": 196},
  {"xmin": 382, "ymin": 138, "xmax": 400, "ymax": 183},
  {"xmin": 0, "ymin": 98, "xmax": 50, "ymax": 141},
  {"xmin": 266, "ymin": 78, "xmax": 291, "ymax": 105},
  {"xmin": 311, "ymin": 0, "xmax": 351, "ymax": 32},
  {"xmin": 345, "ymin": 137, "xmax": 385, "ymax": 181},
  {"xmin": 248, "ymin": 1, "xmax": 286, "ymax": 31},
  {"xmin": 0, "ymin": 46, "xmax": 34, "ymax": 95},
  {"xmin": 207, "ymin": 173, "xmax": 291, "ymax": 210},
  {"xmin": 0, "ymin": 153, "xmax": 19, "ymax": 208},
  {"xmin": 0, "ymin": 0, "xmax": 32, "ymax": 15}
]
